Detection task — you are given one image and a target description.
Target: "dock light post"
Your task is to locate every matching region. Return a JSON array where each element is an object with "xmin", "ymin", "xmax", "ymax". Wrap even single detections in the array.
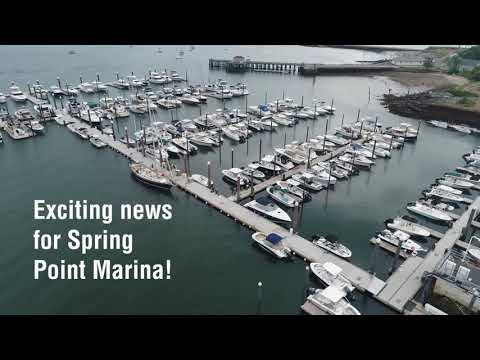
[
  {"xmin": 468, "ymin": 289, "xmax": 479, "ymax": 314},
  {"xmin": 463, "ymin": 234, "xmax": 480, "ymax": 262},
  {"xmin": 416, "ymin": 121, "xmax": 421, "ymax": 137},
  {"xmin": 256, "ymin": 282, "xmax": 263, "ymax": 315},
  {"xmin": 369, "ymin": 238, "xmax": 381, "ymax": 275},
  {"xmin": 207, "ymin": 161, "xmax": 212, "ymax": 189},
  {"xmin": 389, "ymin": 238, "xmax": 404, "ymax": 275},
  {"xmin": 259, "ymin": 139, "xmax": 262, "ymax": 162},
  {"xmin": 231, "ymin": 148, "xmax": 234, "ymax": 168},
  {"xmin": 183, "ymin": 153, "xmax": 189, "ymax": 179},
  {"xmin": 282, "ymin": 90, "xmax": 285, "ymax": 100}
]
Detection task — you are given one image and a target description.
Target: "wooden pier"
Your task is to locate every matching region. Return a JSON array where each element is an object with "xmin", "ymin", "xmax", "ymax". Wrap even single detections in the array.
[
  {"xmin": 209, "ymin": 57, "xmax": 399, "ymax": 75},
  {"xmin": 375, "ymin": 196, "xmax": 480, "ymax": 313}
]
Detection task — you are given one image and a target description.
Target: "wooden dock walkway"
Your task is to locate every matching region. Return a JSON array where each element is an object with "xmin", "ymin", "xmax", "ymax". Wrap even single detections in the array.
[{"xmin": 375, "ymin": 196, "xmax": 480, "ymax": 313}]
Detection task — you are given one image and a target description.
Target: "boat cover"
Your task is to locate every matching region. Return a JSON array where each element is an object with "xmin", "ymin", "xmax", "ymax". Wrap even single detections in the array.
[
  {"xmin": 256, "ymin": 197, "xmax": 272, "ymax": 206},
  {"xmin": 351, "ymin": 143, "xmax": 361, "ymax": 150},
  {"xmin": 266, "ymin": 233, "xmax": 283, "ymax": 244},
  {"xmin": 323, "ymin": 262, "xmax": 343, "ymax": 277}
]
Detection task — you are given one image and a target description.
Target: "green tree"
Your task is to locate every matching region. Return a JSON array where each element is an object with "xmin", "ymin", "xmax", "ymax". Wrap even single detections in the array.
[
  {"xmin": 448, "ymin": 55, "xmax": 461, "ymax": 74},
  {"xmin": 469, "ymin": 65, "xmax": 480, "ymax": 81}
]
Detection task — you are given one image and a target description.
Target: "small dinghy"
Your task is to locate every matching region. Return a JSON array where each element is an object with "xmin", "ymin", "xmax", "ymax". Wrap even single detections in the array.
[
  {"xmin": 311, "ymin": 234, "xmax": 352, "ymax": 259},
  {"xmin": 251, "ymin": 232, "xmax": 291, "ymax": 259},
  {"xmin": 310, "ymin": 262, "xmax": 355, "ymax": 293},
  {"xmin": 89, "ymin": 134, "xmax": 107, "ymax": 148},
  {"xmin": 385, "ymin": 217, "xmax": 430, "ymax": 238}
]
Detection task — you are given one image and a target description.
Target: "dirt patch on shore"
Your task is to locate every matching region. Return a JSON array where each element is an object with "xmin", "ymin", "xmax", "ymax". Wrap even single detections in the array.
[{"xmin": 381, "ymin": 71, "xmax": 468, "ymax": 90}]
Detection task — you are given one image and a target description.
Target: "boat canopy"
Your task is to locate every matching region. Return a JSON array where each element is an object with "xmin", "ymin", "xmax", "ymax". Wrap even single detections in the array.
[
  {"xmin": 321, "ymin": 285, "xmax": 346, "ymax": 303},
  {"xmin": 323, "ymin": 262, "xmax": 343, "ymax": 277},
  {"xmin": 351, "ymin": 143, "xmax": 362, "ymax": 150},
  {"xmin": 266, "ymin": 233, "xmax": 283, "ymax": 245}
]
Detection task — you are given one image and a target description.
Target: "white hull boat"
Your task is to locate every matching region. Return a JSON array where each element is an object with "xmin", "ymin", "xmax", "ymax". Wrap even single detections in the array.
[
  {"xmin": 311, "ymin": 235, "xmax": 352, "ymax": 258},
  {"xmin": 376, "ymin": 229, "xmax": 426, "ymax": 254},
  {"xmin": 310, "ymin": 262, "xmax": 355, "ymax": 293},
  {"xmin": 266, "ymin": 185, "xmax": 296, "ymax": 208},
  {"xmin": 406, "ymin": 202, "xmax": 453, "ymax": 222},
  {"xmin": 244, "ymin": 197, "xmax": 291, "ymax": 222},
  {"xmin": 251, "ymin": 232, "xmax": 291, "ymax": 259},
  {"xmin": 385, "ymin": 217, "xmax": 430, "ymax": 237},
  {"xmin": 307, "ymin": 286, "xmax": 361, "ymax": 315},
  {"xmin": 191, "ymin": 174, "xmax": 210, "ymax": 187}
]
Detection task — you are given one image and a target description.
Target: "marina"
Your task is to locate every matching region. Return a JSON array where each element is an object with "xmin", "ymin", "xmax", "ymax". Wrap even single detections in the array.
[{"xmin": 2, "ymin": 45, "xmax": 480, "ymax": 315}]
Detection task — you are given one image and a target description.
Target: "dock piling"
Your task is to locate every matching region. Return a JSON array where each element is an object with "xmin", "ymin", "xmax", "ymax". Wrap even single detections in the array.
[
  {"xmin": 356, "ymin": 109, "xmax": 360, "ymax": 123},
  {"xmin": 284, "ymin": 132, "xmax": 287, "ymax": 148},
  {"xmin": 256, "ymin": 282, "xmax": 263, "ymax": 315},
  {"xmin": 369, "ymin": 238, "xmax": 380, "ymax": 275},
  {"xmin": 303, "ymin": 266, "xmax": 310, "ymax": 302},
  {"xmin": 236, "ymin": 176, "xmax": 241, "ymax": 202},
  {"xmin": 207, "ymin": 161, "xmax": 211, "ymax": 188},
  {"xmin": 231, "ymin": 148, "xmax": 234, "ymax": 168},
  {"xmin": 52, "ymin": 96, "xmax": 57, "ymax": 110},
  {"xmin": 341, "ymin": 113, "xmax": 344, "ymax": 127},
  {"xmin": 259, "ymin": 139, "xmax": 262, "ymax": 162},
  {"xmin": 57, "ymin": 77, "xmax": 61, "ymax": 90},
  {"xmin": 468, "ymin": 289, "xmax": 479, "ymax": 314},
  {"xmin": 305, "ymin": 126, "xmax": 309, "ymax": 143}
]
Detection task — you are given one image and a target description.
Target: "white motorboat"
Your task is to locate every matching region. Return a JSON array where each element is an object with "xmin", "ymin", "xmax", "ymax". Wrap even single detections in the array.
[
  {"xmin": 89, "ymin": 134, "xmax": 107, "ymax": 148},
  {"xmin": 0, "ymin": 92, "xmax": 6, "ymax": 103},
  {"xmin": 251, "ymin": 232, "xmax": 291, "ymax": 259},
  {"xmin": 272, "ymin": 114, "xmax": 294, "ymax": 126},
  {"xmin": 274, "ymin": 147, "xmax": 306, "ymax": 165},
  {"xmin": 335, "ymin": 126, "xmax": 360, "ymax": 140},
  {"xmin": 222, "ymin": 167, "xmax": 250, "ymax": 186},
  {"xmin": 432, "ymin": 184, "xmax": 463, "ymax": 195},
  {"xmin": 129, "ymin": 103, "xmax": 148, "ymax": 114},
  {"xmin": 449, "ymin": 124, "xmax": 472, "ymax": 134},
  {"xmin": 170, "ymin": 71, "xmax": 184, "ymax": 82},
  {"xmin": 27, "ymin": 120, "xmax": 45, "ymax": 134},
  {"xmin": 330, "ymin": 158, "xmax": 358, "ymax": 175},
  {"xmin": 178, "ymin": 94, "xmax": 200, "ymax": 105},
  {"xmin": 9, "ymin": 84, "xmax": 27, "ymax": 102},
  {"xmin": 130, "ymin": 162, "xmax": 172, "ymax": 191},
  {"xmin": 437, "ymin": 177, "xmax": 473, "ymax": 190},
  {"xmin": 49, "ymin": 85, "xmax": 65, "ymax": 96},
  {"xmin": 266, "ymin": 185, "xmax": 297, "ymax": 208},
  {"xmin": 125, "ymin": 76, "xmax": 143, "ymax": 88},
  {"xmin": 406, "ymin": 201, "xmax": 453, "ymax": 222},
  {"xmin": 292, "ymin": 173, "xmax": 324, "ymax": 191},
  {"xmin": 80, "ymin": 110, "xmax": 101, "ymax": 124},
  {"xmin": 310, "ymin": 262, "xmax": 355, "ymax": 293},
  {"xmin": 249, "ymin": 159, "xmax": 277, "ymax": 173},
  {"xmin": 111, "ymin": 103, "xmax": 130, "ymax": 118},
  {"xmin": 91, "ymin": 80, "xmax": 108, "ymax": 92},
  {"xmin": 259, "ymin": 118, "xmax": 278, "ymax": 131},
  {"xmin": 189, "ymin": 133, "xmax": 216, "ymax": 148},
  {"xmin": 314, "ymin": 162, "xmax": 349, "ymax": 179},
  {"xmin": 424, "ymin": 188, "xmax": 468, "ymax": 203},
  {"xmin": 418, "ymin": 198, "xmax": 456, "ymax": 212},
  {"xmin": 222, "ymin": 125, "xmax": 244, "ymax": 142},
  {"xmin": 171, "ymin": 137, "xmax": 197, "ymax": 153},
  {"xmin": 176, "ymin": 119, "xmax": 198, "ymax": 133},
  {"xmin": 247, "ymin": 119, "xmax": 264, "ymax": 132},
  {"xmin": 78, "ymin": 82, "xmax": 95, "ymax": 94},
  {"xmin": 376, "ymin": 229, "xmax": 426, "ymax": 254},
  {"xmin": 307, "ymin": 286, "xmax": 361, "ymax": 315},
  {"xmin": 345, "ymin": 144, "xmax": 377, "ymax": 160},
  {"xmin": 306, "ymin": 168, "xmax": 337, "ymax": 186},
  {"xmin": 74, "ymin": 125, "xmax": 90, "ymax": 140},
  {"xmin": 311, "ymin": 235, "xmax": 352, "ymax": 259},
  {"xmin": 210, "ymin": 89, "xmax": 233, "ymax": 99},
  {"xmin": 33, "ymin": 104, "xmax": 55, "ymax": 118},
  {"xmin": 112, "ymin": 78, "xmax": 130, "ymax": 89},
  {"xmin": 241, "ymin": 167, "xmax": 266, "ymax": 180},
  {"xmin": 276, "ymin": 180, "xmax": 311, "ymax": 202},
  {"xmin": 248, "ymin": 105, "xmax": 271, "ymax": 117},
  {"xmin": 191, "ymin": 174, "xmax": 211, "ymax": 187},
  {"xmin": 244, "ymin": 197, "xmax": 292, "ymax": 222},
  {"xmin": 427, "ymin": 120, "xmax": 448, "ymax": 129},
  {"xmin": 385, "ymin": 217, "xmax": 430, "ymax": 237},
  {"xmin": 445, "ymin": 171, "xmax": 480, "ymax": 185},
  {"xmin": 361, "ymin": 143, "xmax": 391, "ymax": 158},
  {"xmin": 324, "ymin": 134, "xmax": 349, "ymax": 146},
  {"xmin": 338, "ymin": 153, "xmax": 374, "ymax": 168}
]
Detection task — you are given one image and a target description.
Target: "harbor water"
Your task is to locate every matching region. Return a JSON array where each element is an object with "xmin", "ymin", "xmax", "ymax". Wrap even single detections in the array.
[{"xmin": 1, "ymin": 45, "xmax": 479, "ymax": 314}]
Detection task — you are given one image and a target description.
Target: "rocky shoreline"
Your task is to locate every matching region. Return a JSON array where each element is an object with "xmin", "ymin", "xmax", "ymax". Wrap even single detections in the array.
[{"xmin": 381, "ymin": 91, "xmax": 480, "ymax": 128}]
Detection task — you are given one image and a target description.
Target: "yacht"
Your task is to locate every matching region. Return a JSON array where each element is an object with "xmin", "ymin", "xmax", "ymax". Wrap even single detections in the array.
[
  {"xmin": 361, "ymin": 143, "xmax": 391, "ymax": 158},
  {"xmin": 249, "ymin": 160, "xmax": 277, "ymax": 173},
  {"xmin": 125, "ymin": 75, "xmax": 143, "ymax": 88},
  {"xmin": 49, "ymin": 85, "xmax": 65, "ymax": 96},
  {"xmin": 26, "ymin": 120, "xmax": 45, "ymax": 134},
  {"xmin": 272, "ymin": 113, "xmax": 294, "ymax": 126},
  {"xmin": 112, "ymin": 78, "xmax": 130, "ymax": 89},
  {"xmin": 231, "ymin": 84, "xmax": 249, "ymax": 96},
  {"xmin": 92, "ymin": 80, "xmax": 108, "ymax": 92},
  {"xmin": 222, "ymin": 125, "xmax": 244, "ymax": 142},
  {"xmin": 427, "ymin": 120, "xmax": 448, "ymax": 129},
  {"xmin": 129, "ymin": 103, "xmax": 148, "ymax": 114},
  {"xmin": 311, "ymin": 235, "xmax": 352, "ymax": 258},
  {"xmin": 292, "ymin": 173, "xmax": 324, "ymax": 191},
  {"xmin": 423, "ymin": 187, "xmax": 468, "ymax": 203},
  {"xmin": 0, "ymin": 92, "xmax": 6, "ymax": 104},
  {"xmin": 306, "ymin": 286, "xmax": 361, "ymax": 315},
  {"xmin": 266, "ymin": 185, "xmax": 297, "ymax": 208},
  {"xmin": 176, "ymin": 119, "xmax": 198, "ymax": 133},
  {"xmin": 310, "ymin": 262, "xmax": 355, "ymax": 293},
  {"xmin": 259, "ymin": 118, "xmax": 278, "ymax": 131},
  {"xmin": 170, "ymin": 71, "xmax": 184, "ymax": 82},
  {"xmin": 437, "ymin": 177, "xmax": 473, "ymax": 190},
  {"xmin": 335, "ymin": 126, "xmax": 360, "ymax": 140},
  {"xmin": 432, "ymin": 184, "xmax": 463, "ymax": 195},
  {"xmin": 9, "ymin": 84, "xmax": 27, "ymax": 102},
  {"xmin": 111, "ymin": 103, "xmax": 130, "ymax": 118},
  {"xmin": 34, "ymin": 104, "xmax": 55, "ymax": 118},
  {"xmin": 191, "ymin": 174, "xmax": 211, "ymax": 188},
  {"xmin": 89, "ymin": 134, "xmax": 107, "ymax": 148},
  {"xmin": 222, "ymin": 167, "xmax": 250, "ymax": 186},
  {"xmin": 149, "ymin": 72, "xmax": 169, "ymax": 84},
  {"xmin": 263, "ymin": 154, "xmax": 294, "ymax": 171},
  {"xmin": 248, "ymin": 105, "xmax": 272, "ymax": 117},
  {"xmin": 274, "ymin": 148, "xmax": 306, "ymax": 165},
  {"xmin": 306, "ymin": 168, "xmax": 337, "ymax": 186},
  {"xmin": 376, "ymin": 229, "xmax": 426, "ymax": 254},
  {"xmin": 324, "ymin": 134, "xmax": 349, "ymax": 146},
  {"xmin": 129, "ymin": 162, "xmax": 172, "ymax": 191},
  {"xmin": 78, "ymin": 82, "xmax": 95, "ymax": 94},
  {"xmin": 251, "ymin": 232, "xmax": 291, "ymax": 259},
  {"xmin": 313, "ymin": 162, "xmax": 349, "ymax": 180},
  {"xmin": 15, "ymin": 108, "xmax": 34, "ymax": 121},
  {"xmin": 417, "ymin": 198, "xmax": 456, "ymax": 212},
  {"xmin": 244, "ymin": 197, "xmax": 292, "ymax": 222},
  {"xmin": 406, "ymin": 201, "xmax": 453, "ymax": 222},
  {"xmin": 276, "ymin": 180, "xmax": 311, "ymax": 202},
  {"xmin": 178, "ymin": 94, "xmax": 200, "ymax": 105},
  {"xmin": 385, "ymin": 217, "xmax": 430, "ymax": 237}
]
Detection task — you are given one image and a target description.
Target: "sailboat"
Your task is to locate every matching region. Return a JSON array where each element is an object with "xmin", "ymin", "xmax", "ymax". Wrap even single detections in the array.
[{"xmin": 129, "ymin": 162, "xmax": 172, "ymax": 191}]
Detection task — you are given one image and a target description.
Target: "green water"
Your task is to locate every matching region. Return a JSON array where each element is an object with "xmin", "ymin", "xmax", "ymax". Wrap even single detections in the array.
[{"xmin": 1, "ymin": 45, "xmax": 479, "ymax": 314}]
